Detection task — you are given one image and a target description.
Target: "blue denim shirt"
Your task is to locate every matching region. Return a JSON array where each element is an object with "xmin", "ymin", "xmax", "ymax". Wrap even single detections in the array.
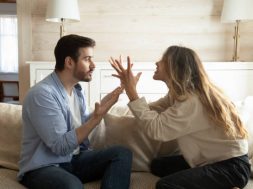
[{"xmin": 18, "ymin": 71, "xmax": 90, "ymax": 179}]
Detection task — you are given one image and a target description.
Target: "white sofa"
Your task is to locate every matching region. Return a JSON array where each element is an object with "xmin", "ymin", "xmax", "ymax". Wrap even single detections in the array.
[{"xmin": 0, "ymin": 102, "xmax": 252, "ymax": 189}]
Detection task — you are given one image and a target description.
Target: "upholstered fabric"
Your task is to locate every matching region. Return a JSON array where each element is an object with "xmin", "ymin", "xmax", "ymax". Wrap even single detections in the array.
[
  {"xmin": 0, "ymin": 168, "xmax": 253, "ymax": 189},
  {"xmin": 0, "ymin": 168, "xmax": 160, "ymax": 189},
  {"xmin": 0, "ymin": 103, "xmax": 22, "ymax": 170},
  {"xmin": 0, "ymin": 169, "xmax": 26, "ymax": 189},
  {"xmin": 84, "ymin": 172, "xmax": 160, "ymax": 189},
  {"xmin": 0, "ymin": 102, "xmax": 252, "ymax": 189}
]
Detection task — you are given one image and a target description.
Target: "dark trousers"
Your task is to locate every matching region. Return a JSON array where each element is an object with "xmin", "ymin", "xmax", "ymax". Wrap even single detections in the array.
[
  {"xmin": 151, "ymin": 155, "xmax": 251, "ymax": 189},
  {"xmin": 21, "ymin": 146, "xmax": 132, "ymax": 189}
]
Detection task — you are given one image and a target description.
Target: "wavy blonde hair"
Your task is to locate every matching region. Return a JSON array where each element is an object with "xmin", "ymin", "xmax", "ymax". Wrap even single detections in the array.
[{"xmin": 162, "ymin": 46, "xmax": 247, "ymax": 138}]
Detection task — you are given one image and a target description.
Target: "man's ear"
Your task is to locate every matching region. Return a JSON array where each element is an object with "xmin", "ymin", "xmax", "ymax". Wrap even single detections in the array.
[{"xmin": 64, "ymin": 56, "xmax": 74, "ymax": 70}]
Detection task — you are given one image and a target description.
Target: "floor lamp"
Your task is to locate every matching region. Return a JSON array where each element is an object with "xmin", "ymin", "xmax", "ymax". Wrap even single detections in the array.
[
  {"xmin": 45, "ymin": 0, "xmax": 80, "ymax": 38},
  {"xmin": 221, "ymin": 0, "xmax": 253, "ymax": 61}
]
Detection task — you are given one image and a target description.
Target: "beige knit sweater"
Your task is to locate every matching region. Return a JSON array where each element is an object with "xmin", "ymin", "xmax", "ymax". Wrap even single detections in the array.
[{"xmin": 128, "ymin": 94, "xmax": 248, "ymax": 167}]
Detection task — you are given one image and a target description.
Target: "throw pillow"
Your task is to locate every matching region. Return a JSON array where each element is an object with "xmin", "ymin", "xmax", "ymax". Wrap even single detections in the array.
[{"xmin": 89, "ymin": 105, "xmax": 179, "ymax": 171}]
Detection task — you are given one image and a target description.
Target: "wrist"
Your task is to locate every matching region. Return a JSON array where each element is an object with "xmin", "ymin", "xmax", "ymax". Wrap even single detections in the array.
[
  {"xmin": 127, "ymin": 89, "xmax": 139, "ymax": 101},
  {"xmin": 87, "ymin": 116, "xmax": 101, "ymax": 128}
]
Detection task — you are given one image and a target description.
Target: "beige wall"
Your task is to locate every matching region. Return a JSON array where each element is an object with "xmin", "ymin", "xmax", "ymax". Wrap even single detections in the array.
[{"xmin": 17, "ymin": 0, "xmax": 253, "ymax": 102}]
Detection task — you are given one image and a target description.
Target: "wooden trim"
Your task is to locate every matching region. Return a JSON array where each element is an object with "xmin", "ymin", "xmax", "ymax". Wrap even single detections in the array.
[
  {"xmin": 17, "ymin": 0, "xmax": 32, "ymax": 104},
  {"xmin": 0, "ymin": 80, "xmax": 19, "ymax": 102},
  {"xmin": 0, "ymin": 0, "xmax": 16, "ymax": 3}
]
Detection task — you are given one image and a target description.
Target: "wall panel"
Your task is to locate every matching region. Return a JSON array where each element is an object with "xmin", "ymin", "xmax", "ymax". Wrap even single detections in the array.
[{"xmin": 18, "ymin": 0, "xmax": 253, "ymax": 102}]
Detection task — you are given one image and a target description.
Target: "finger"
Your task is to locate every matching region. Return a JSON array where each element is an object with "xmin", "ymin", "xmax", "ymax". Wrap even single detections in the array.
[
  {"xmin": 111, "ymin": 63, "xmax": 121, "ymax": 74},
  {"xmin": 94, "ymin": 102, "xmax": 100, "ymax": 113},
  {"xmin": 110, "ymin": 57, "xmax": 121, "ymax": 70},
  {"xmin": 110, "ymin": 56, "xmax": 117, "ymax": 64},
  {"xmin": 136, "ymin": 72, "xmax": 142, "ymax": 82},
  {"xmin": 108, "ymin": 59, "xmax": 114, "ymax": 66},
  {"xmin": 127, "ymin": 56, "xmax": 133, "ymax": 73},
  {"xmin": 119, "ymin": 55, "xmax": 122, "ymax": 64},
  {"xmin": 110, "ymin": 60, "xmax": 122, "ymax": 74},
  {"xmin": 110, "ymin": 57, "xmax": 119, "ymax": 67},
  {"xmin": 111, "ymin": 74, "xmax": 121, "ymax": 78},
  {"xmin": 115, "ymin": 59, "xmax": 125, "ymax": 71}
]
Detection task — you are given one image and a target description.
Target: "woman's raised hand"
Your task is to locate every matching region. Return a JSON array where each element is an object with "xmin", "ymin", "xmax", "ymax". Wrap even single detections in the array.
[{"xmin": 109, "ymin": 56, "xmax": 142, "ymax": 101}]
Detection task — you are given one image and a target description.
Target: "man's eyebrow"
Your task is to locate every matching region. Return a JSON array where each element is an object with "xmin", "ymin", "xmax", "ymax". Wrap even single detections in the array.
[{"xmin": 83, "ymin": 56, "xmax": 93, "ymax": 58}]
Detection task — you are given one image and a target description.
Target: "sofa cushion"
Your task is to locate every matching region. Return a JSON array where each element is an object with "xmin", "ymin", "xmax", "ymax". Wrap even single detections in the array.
[
  {"xmin": 0, "ymin": 169, "xmax": 26, "ymax": 189},
  {"xmin": 0, "ymin": 103, "xmax": 22, "ymax": 170},
  {"xmin": 89, "ymin": 105, "xmax": 179, "ymax": 172}
]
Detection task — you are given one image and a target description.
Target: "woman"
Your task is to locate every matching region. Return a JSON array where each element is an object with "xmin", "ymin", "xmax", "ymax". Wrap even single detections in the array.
[{"xmin": 110, "ymin": 46, "xmax": 251, "ymax": 189}]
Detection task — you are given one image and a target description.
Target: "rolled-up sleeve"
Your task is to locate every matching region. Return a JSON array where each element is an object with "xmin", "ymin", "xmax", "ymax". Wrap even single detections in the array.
[{"xmin": 24, "ymin": 88, "xmax": 78, "ymax": 156}]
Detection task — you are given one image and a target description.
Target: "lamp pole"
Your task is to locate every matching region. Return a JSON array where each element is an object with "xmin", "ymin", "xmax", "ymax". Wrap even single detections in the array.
[
  {"xmin": 233, "ymin": 20, "xmax": 240, "ymax": 61},
  {"xmin": 60, "ymin": 18, "xmax": 65, "ymax": 38}
]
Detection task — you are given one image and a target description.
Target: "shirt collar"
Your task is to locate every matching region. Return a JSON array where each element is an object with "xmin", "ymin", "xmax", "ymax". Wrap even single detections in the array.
[
  {"xmin": 51, "ymin": 71, "xmax": 83, "ymax": 100},
  {"xmin": 51, "ymin": 71, "xmax": 68, "ymax": 100}
]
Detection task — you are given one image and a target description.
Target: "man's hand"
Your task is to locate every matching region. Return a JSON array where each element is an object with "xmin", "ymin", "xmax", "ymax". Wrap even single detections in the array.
[
  {"xmin": 100, "ymin": 86, "xmax": 124, "ymax": 107},
  {"xmin": 91, "ymin": 86, "xmax": 124, "ymax": 125},
  {"xmin": 76, "ymin": 87, "xmax": 123, "ymax": 144}
]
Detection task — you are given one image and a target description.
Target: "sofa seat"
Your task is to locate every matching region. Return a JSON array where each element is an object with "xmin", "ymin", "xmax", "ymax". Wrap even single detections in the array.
[
  {"xmin": 0, "ymin": 168, "xmax": 160, "ymax": 189},
  {"xmin": 0, "ymin": 168, "xmax": 252, "ymax": 189}
]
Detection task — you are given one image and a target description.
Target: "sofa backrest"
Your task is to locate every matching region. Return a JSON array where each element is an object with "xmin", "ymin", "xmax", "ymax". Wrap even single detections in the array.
[
  {"xmin": 0, "ymin": 99, "xmax": 252, "ymax": 175},
  {"xmin": 0, "ymin": 103, "xmax": 22, "ymax": 170}
]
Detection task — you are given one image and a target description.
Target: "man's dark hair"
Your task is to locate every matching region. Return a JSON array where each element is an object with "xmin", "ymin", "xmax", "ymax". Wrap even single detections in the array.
[{"xmin": 54, "ymin": 34, "xmax": 96, "ymax": 71}]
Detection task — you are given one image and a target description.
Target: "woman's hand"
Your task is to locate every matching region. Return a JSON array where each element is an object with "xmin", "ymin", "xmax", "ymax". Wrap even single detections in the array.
[{"xmin": 109, "ymin": 56, "xmax": 142, "ymax": 101}]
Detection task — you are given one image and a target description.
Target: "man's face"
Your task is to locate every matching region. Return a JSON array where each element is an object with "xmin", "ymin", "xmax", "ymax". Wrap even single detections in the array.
[{"xmin": 72, "ymin": 47, "xmax": 95, "ymax": 82}]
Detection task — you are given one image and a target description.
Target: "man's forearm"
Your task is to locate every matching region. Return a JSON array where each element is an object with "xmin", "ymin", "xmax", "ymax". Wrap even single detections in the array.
[{"xmin": 75, "ymin": 117, "xmax": 99, "ymax": 144}]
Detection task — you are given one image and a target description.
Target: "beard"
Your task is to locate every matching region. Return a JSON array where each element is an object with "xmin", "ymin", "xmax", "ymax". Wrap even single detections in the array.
[{"xmin": 73, "ymin": 68, "xmax": 93, "ymax": 82}]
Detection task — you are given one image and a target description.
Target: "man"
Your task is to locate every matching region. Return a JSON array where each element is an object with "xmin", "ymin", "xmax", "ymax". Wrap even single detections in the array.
[{"xmin": 18, "ymin": 34, "xmax": 132, "ymax": 189}]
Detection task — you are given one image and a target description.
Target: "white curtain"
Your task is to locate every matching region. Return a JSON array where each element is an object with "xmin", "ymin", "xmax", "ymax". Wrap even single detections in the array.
[{"xmin": 0, "ymin": 15, "xmax": 18, "ymax": 73}]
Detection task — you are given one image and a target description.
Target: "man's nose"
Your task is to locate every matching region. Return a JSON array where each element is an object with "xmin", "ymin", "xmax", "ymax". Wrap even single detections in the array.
[{"xmin": 90, "ymin": 60, "xmax": 95, "ymax": 69}]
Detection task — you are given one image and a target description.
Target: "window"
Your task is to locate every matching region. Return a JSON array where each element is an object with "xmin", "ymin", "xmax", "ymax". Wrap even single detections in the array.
[{"xmin": 0, "ymin": 15, "xmax": 18, "ymax": 73}]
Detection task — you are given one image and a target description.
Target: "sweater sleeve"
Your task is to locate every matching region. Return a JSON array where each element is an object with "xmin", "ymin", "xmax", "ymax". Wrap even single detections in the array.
[
  {"xmin": 148, "ymin": 93, "xmax": 172, "ymax": 112},
  {"xmin": 128, "ymin": 96, "xmax": 206, "ymax": 142}
]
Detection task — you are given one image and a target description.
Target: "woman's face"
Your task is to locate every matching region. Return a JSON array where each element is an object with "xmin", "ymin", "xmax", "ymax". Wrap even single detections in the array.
[{"xmin": 153, "ymin": 59, "xmax": 169, "ymax": 82}]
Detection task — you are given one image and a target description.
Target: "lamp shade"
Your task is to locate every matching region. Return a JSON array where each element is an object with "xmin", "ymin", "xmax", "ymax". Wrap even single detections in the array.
[
  {"xmin": 221, "ymin": 0, "xmax": 253, "ymax": 23},
  {"xmin": 46, "ymin": 0, "xmax": 80, "ymax": 23}
]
